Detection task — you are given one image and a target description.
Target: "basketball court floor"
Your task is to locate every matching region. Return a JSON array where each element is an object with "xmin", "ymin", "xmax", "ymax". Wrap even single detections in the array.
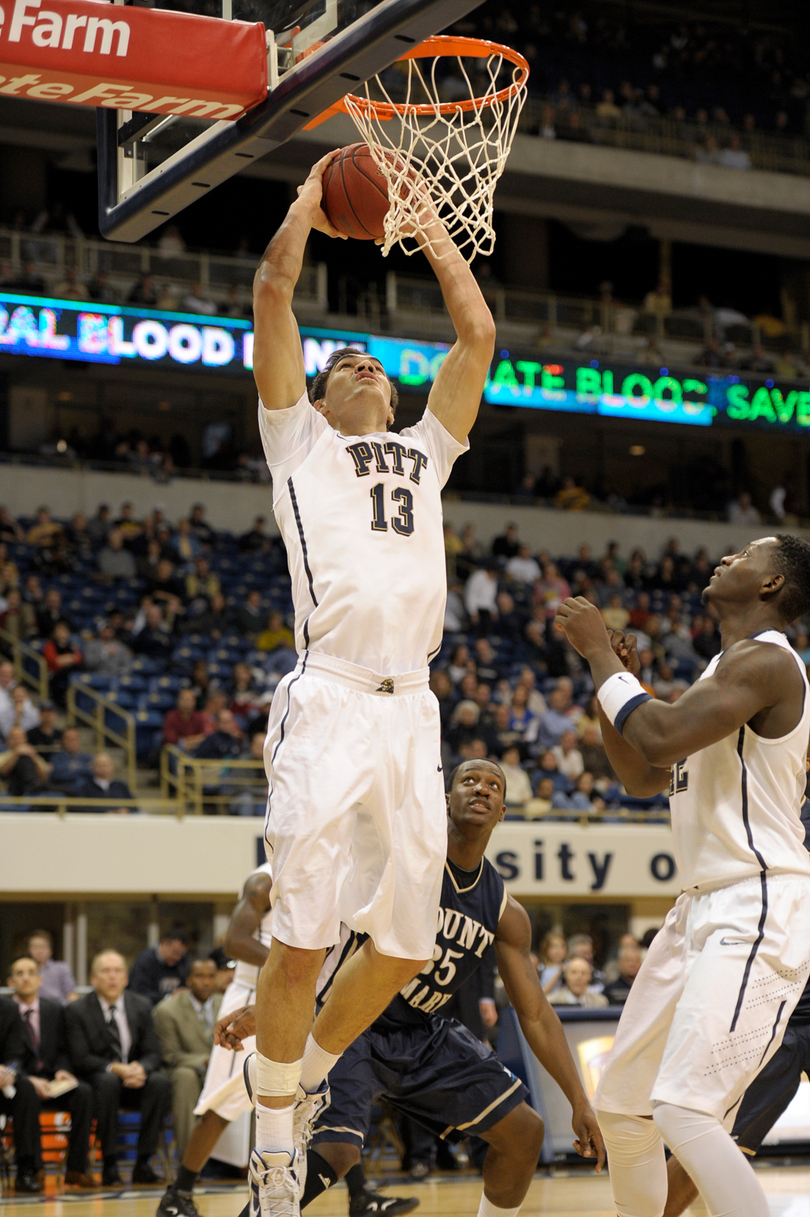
[{"xmin": 3, "ymin": 1164, "xmax": 810, "ymax": 1217}]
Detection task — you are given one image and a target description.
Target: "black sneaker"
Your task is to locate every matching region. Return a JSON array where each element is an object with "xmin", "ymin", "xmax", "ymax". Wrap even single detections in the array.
[
  {"xmin": 156, "ymin": 1186, "xmax": 200, "ymax": 1217},
  {"xmin": 349, "ymin": 1188, "xmax": 420, "ymax": 1216}
]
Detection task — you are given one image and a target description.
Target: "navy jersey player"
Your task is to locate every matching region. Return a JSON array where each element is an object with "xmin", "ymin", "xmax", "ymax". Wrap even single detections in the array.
[
  {"xmin": 556, "ymin": 536, "xmax": 810, "ymax": 1217},
  {"xmin": 218, "ymin": 760, "xmax": 605, "ymax": 1217},
  {"xmin": 250, "ymin": 151, "xmax": 495, "ymax": 1215},
  {"xmin": 662, "ymin": 798, "xmax": 810, "ymax": 1217}
]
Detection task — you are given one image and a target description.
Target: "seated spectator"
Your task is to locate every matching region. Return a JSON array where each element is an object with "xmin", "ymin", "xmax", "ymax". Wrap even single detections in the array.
[
  {"xmin": 152, "ymin": 958, "xmax": 221, "ymax": 1160},
  {"xmin": 505, "ymin": 544, "xmax": 541, "ymax": 585},
  {"xmin": 603, "ymin": 942, "xmax": 643, "ymax": 1006},
  {"xmin": 49, "ymin": 726, "xmax": 93, "ymax": 794},
  {"xmin": 554, "ymin": 475, "xmax": 590, "ymax": 511},
  {"xmin": 0, "ymin": 994, "xmax": 42, "ymax": 1193},
  {"xmin": 552, "ymin": 730, "xmax": 584, "ymax": 781},
  {"xmin": 52, "ymin": 268, "xmax": 86, "ymax": 300},
  {"xmin": 128, "ymin": 273, "xmax": 158, "ymax": 306},
  {"xmin": 601, "ymin": 592, "xmax": 630, "ymax": 632},
  {"xmin": 556, "ymin": 771, "xmax": 605, "ymax": 813},
  {"xmin": 567, "ymin": 933, "xmax": 606, "ymax": 987},
  {"xmin": 537, "ymin": 930, "xmax": 567, "ymax": 995},
  {"xmin": 132, "ymin": 603, "xmax": 174, "ymax": 660},
  {"xmin": 643, "ymin": 280, "xmax": 672, "ymax": 318},
  {"xmin": 192, "ymin": 708, "xmax": 244, "ymax": 759},
  {"xmin": 240, "ymin": 515, "xmax": 271, "ymax": 553},
  {"xmin": 492, "ymin": 522, "xmax": 520, "ymax": 561},
  {"xmin": 499, "ymin": 744, "xmax": 533, "ymax": 809},
  {"xmin": 228, "ymin": 663, "xmax": 263, "ymax": 729},
  {"xmin": 494, "ymin": 591, "xmax": 525, "ymax": 642},
  {"xmin": 189, "ymin": 592, "xmax": 229, "ymax": 639},
  {"xmin": 83, "ymin": 621, "xmax": 133, "ymax": 677},
  {"xmin": 163, "ymin": 688, "xmax": 214, "ymax": 752},
  {"xmin": 128, "ymin": 932, "xmax": 190, "ymax": 1006},
  {"xmin": 0, "ymin": 683, "xmax": 40, "ymax": 742},
  {"xmin": 181, "ymin": 284, "xmax": 217, "ymax": 315},
  {"xmin": 235, "ymin": 588, "xmax": 265, "ymax": 639},
  {"xmin": 536, "ymin": 686, "xmax": 576, "ymax": 750},
  {"xmin": 27, "ymin": 505, "xmax": 63, "ymax": 550},
  {"xmin": 727, "ymin": 491, "xmax": 761, "ymax": 526},
  {"xmin": 0, "ymin": 725, "xmax": 51, "ymax": 796},
  {"xmin": 0, "ymin": 587, "xmax": 36, "ymax": 641},
  {"xmin": 473, "ymin": 637, "xmax": 500, "ymax": 685},
  {"xmin": 189, "ymin": 503, "xmax": 216, "ymax": 549},
  {"xmin": 464, "ymin": 561, "xmax": 499, "ymax": 635},
  {"xmin": 185, "ymin": 556, "xmax": 220, "ymax": 611},
  {"xmin": 43, "ymin": 621, "xmax": 82, "ymax": 705},
  {"xmin": 8, "ymin": 954, "xmax": 94, "ymax": 1187},
  {"xmin": 97, "ymin": 529, "xmax": 137, "ymax": 580},
  {"xmin": 549, "ymin": 959, "xmax": 608, "ymax": 1008},
  {"xmin": 0, "ymin": 505, "xmax": 24, "ymax": 543},
  {"xmin": 86, "ymin": 272, "xmax": 118, "ymax": 304},
  {"xmin": 693, "ymin": 616, "xmax": 722, "ymax": 663},
  {"xmin": 147, "ymin": 558, "xmax": 186, "ymax": 607},
  {"xmin": 509, "ymin": 685, "xmax": 538, "ymax": 746},
  {"xmin": 75, "ymin": 753, "xmax": 135, "ymax": 814},
  {"xmin": 524, "ymin": 777, "xmax": 555, "ymax": 822},
  {"xmin": 535, "ymin": 562, "xmax": 571, "ymax": 617},
  {"xmin": 534, "ymin": 749, "xmax": 569, "ymax": 794},
  {"xmin": 27, "ymin": 929, "xmax": 77, "ymax": 1004},
  {"xmin": 66, "ymin": 512, "xmax": 93, "ymax": 562},
  {"xmin": 36, "ymin": 588, "xmax": 72, "ymax": 639},
  {"xmin": 226, "ymin": 730, "xmax": 268, "ymax": 815},
  {"xmin": 65, "ymin": 950, "xmax": 170, "ymax": 1185},
  {"xmin": 27, "ymin": 700, "xmax": 61, "ymax": 756},
  {"xmin": 256, "ymin": 611, "xmax": 297, "ymax": 674},
  {"xmin": 718, "ymin": 135, "xmax": 751, "ymax": 170},
  {"xmin": 579, "ymin": 725, "xmax": 613, "ymax": 783}
]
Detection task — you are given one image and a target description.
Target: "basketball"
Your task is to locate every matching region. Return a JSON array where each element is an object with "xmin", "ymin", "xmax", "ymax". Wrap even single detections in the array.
[{"xmin": 321, "ymin": 143, "xmax": 393, "ymax": 241}]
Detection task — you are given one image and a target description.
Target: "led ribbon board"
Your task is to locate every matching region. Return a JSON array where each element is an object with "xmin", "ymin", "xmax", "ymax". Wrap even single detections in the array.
[{"xmin": 1, "ymin": 294, "xmax": 809, "ymax": 433}]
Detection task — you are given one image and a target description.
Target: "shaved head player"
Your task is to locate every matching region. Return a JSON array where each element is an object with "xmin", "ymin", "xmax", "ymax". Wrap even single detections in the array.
[
  {"xmin": 556, "ymin": 536, "xmax": 810, "ymax": 1217},
  {"xmin": 248, "ymin": 150, "xmax": 495, "ymax": 1216}
]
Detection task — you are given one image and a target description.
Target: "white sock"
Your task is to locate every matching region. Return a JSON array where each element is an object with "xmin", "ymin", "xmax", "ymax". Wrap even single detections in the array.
[
  {"xmin": 299, "ymin": 1033, "xmax": 342, "ymax": 1094},
  {"xmin": 255, "ymin": 1101, "xmax": 295, "ymax": 1156},
  {"xmin": 597, "ymin": 1109, "xmax": 667, "ymax": 1217},
  {"xmin": 477, "ymin": 1196, "xmax": 521, "ymax": 1217},
  {"xmin": 652, "ymin": 1102, "xmax": 769, "ymax": 1217}
]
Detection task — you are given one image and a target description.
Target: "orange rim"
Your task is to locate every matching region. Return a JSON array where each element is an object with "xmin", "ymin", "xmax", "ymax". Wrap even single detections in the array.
[{"xmin": 342, "ymin": 35, "xmax": 529, "ymax": 119}]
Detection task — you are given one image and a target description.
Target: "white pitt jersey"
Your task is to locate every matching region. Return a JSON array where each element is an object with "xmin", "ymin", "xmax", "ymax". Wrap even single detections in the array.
[
  {"xmin": 669, "ymin": 630, "xmax": 810, "ymax": 892},
  {"xmin": 232, "ymin": 862, "xmax": 273, "ymax": 988},
  {"xmin": 258, "ymin": 393, "xmax": 468, "ymax": 674}
]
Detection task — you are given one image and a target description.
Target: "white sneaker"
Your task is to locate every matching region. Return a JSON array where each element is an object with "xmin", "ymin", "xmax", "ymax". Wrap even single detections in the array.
[
  {"xmin": 292, "ymin": 1080, "xmax": 330, "ymax": 1198},
  {"xmin": 248, "ymin": 1148, "xmax": 300, "ymax": 1217}
]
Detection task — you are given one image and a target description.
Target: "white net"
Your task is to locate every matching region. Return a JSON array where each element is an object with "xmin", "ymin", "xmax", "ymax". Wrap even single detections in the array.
[{"xmin": 342, "ymin": 39, "xmax": 528, "ymax": 263}]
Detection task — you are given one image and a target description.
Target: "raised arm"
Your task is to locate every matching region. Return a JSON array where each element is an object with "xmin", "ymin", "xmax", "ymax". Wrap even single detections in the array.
[
  {"xmin": 495, "ymin": 896, "xmax": 605, "ymax": 1170},
  {"xmin": 416, "ymin": 219, "xmax": 496, "ymax": 443},
  {"xmin": 556, "ymin": 598, "xmax": 803, "ymax": 768},
  {"xmin": 253, "ymin": 151, "xmax": 344, "ymax": 411},
  {"xmin": 223, "ymin": 871, "xmax": 272, "ymax": 967}
]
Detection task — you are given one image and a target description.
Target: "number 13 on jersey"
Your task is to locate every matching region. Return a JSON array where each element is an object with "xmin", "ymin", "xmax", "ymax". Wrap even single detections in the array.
[{"xmin": 370, "ymin": 484, "xmax": 415, "ymax": 536}]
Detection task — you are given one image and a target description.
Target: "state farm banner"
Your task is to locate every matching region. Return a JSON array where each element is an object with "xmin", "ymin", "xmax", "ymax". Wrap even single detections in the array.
[{"xmin": 0, "ymin": 0, "xmax": 267, "ymax": 118}]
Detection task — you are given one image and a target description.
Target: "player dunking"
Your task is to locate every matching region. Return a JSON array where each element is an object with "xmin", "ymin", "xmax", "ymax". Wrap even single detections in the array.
[
  {"xmin": 249, "ymin": 150, "xmax": 495, "ymax": 1215},
  {"xmin": 556, "ymin": 535, "xmax": 810, "ymax": 1217}
]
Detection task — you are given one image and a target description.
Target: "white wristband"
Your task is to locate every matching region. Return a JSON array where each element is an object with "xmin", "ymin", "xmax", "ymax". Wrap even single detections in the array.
[{"xmin": 598, "ymin": 672, "xmax": 652, "ymax": 736}]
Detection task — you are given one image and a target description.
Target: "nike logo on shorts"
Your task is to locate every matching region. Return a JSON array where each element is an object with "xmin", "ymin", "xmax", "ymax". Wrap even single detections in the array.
[{"xmin": 719, "ymin": 937, "xmax": 748, "ymax": 946}]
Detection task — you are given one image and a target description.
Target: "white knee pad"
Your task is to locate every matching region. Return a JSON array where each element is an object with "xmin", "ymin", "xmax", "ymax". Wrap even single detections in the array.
[
  {"xmin": 255, "ymin": 1051, "xmax": 303, "ymax": 1098},
  {"xmin": 597, "ymin": 1109, "xmax": 667, "ymax": 1217}
]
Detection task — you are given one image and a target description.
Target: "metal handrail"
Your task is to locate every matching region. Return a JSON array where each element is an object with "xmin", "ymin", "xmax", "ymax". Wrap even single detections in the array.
[
  {"xmin": 160, "ymin": 744, "xmax": 266, "ymax": 816},
  {"xmin": 66, "ymin": 682, "xmax": 137, "ymax": 794},
  {"xmin": 0, "ymin": 795, "xmax": 178, "ymax": 815},
  {"xmin": 0, "ymin": 628, "xmax": 49, "ymax": 699}
]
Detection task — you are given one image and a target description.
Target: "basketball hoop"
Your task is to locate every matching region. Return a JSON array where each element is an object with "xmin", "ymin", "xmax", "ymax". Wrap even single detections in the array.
[{"xmin": 311, "ymin": 36, "xmax": 529, "ymax": 262}]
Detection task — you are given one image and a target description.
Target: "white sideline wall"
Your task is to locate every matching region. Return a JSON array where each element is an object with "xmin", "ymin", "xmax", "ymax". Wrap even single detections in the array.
[{"xmin": 1, "ymin": 463, "xmax": 805, "ymax": 557}]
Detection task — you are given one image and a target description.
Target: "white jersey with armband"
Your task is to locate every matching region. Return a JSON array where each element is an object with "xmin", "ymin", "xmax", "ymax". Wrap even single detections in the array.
[
  {"xmin": 258, "ymin": 394, "xmax": 468, "ymax": 674},
  {"xmin": 669, "ymin": 630, "xmax": 810, "ymax": 892},
  {"xmin": 232, "ymin": 861, "xmax": 274, "ymax": 989}
]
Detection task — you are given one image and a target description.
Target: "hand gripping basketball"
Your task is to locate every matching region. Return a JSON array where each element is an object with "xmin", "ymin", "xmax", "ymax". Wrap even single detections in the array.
[{"xmin": 295, "ymin": 150, "xmax": 349, "ymax": 240}]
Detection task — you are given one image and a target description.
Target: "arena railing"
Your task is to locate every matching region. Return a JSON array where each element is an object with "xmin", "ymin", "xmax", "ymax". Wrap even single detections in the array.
[
  {"xmin": 0, "ymin": 227, "xmax": 328, "ymax": 313},
  {"xmin": 66, "ymin": 683, "xmax": 137, "ymax": 794},
  {"xmin": 0, "ymin": 795, "xmax": 178, "ymax": 814},
  {"xmin": 519, "ymin": 98, "xmax": 810, "ymax": 179},
  {"xmin": 160, "ymin": 745, "xmax": 267, "ymax": 817},
  {"xmin": 0, "ymin": 628, "xmax": 49, "ymax": 700}
]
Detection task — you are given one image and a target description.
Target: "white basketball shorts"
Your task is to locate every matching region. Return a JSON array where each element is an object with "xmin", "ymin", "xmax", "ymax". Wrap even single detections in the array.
[
  {"xmin": 194, "ymin": 979, "xmax": 256, "ymax": 1122},
  {"xmin": 595, "ymin": 871, "xmax": 810, "ymax": 1124},
  {"xmin": 263, "ymin": 651, "xmax": 446, "ymax": 960}
]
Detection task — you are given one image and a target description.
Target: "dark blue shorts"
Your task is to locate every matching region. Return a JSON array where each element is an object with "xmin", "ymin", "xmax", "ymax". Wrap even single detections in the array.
[
  {"xmin": 312, "ymin": 1014, "xmax": 529, "ymax": 1148},
  {"xmin": 733, "ymin": 1022, "xmax": 810, "ymax": 1153}
]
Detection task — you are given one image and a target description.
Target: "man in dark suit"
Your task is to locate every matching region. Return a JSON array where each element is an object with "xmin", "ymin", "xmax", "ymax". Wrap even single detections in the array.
[
  {"xmin": 65, "ymin": 949, "xmax": 170, "ymax": 1186},
  {"xmin": 0, "ymin": 995, "xmax": 42, "ymax": 1193},
  {"xmin": 8, "ymin": 955, "xmax": 95, "ymax": 1188}
]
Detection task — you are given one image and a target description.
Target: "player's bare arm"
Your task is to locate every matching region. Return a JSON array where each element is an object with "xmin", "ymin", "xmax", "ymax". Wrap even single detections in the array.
[
  {"xmin": 416, "ymin": 214, "xmax": 496, "ymax": 443},
  {"xmin": 252, "ymin": 149, "xmax": 344, "ymax": 411},
  {"xmin": 597, "ymin": 632, "xmax": 671, "ymax": 796},
  {"xmin": 223, "ymin": 872, "xmax": 272, "ymax": 968},
  {"xmin": 556, "ymin": 597, "xmax": 803, "ymax": 768},
  {"xmin": 494, "ymin": 895, "xmax": 606, "ymax": 1170}
]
